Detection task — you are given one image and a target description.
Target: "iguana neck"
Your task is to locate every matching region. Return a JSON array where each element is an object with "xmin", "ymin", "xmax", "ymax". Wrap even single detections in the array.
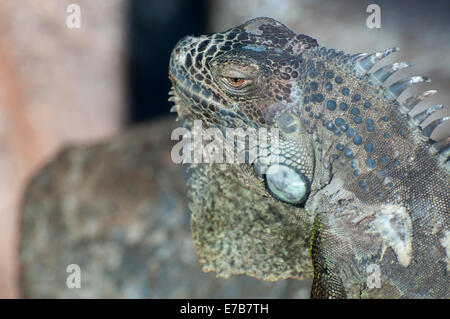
[{"xmin": 296, "ymin": 49, "xmax": 447, "ymax": 207}]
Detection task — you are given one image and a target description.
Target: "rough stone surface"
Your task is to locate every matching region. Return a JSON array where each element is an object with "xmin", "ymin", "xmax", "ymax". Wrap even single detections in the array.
[
  {"xmin": 0, "ymin": 0, "xmax": 125, "ymax": 297},
  {"xmin": 20, "ymin": 117, "xmax": 311, "ymax": 298}
]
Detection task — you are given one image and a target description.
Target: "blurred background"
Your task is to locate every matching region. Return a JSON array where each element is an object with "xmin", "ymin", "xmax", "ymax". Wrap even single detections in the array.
[{"xmin": 0, "ymin": 0, "xmax": 449, "ymax": 298}]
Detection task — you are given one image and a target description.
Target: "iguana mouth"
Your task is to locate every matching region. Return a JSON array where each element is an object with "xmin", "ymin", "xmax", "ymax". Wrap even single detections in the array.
[
  {"xmin": 167, "ymin": 39, "xmax": 198, "ymax": 123},
  {"xmin": 168, "ymin": 83, "xmax": 193, "ymax": 123},
  {"xmin": 168, "ymin": 60, "xmax": 217, "ymax": 126},
  {"xmin": 168, "ymin": 66, "xmax": 248, "ymax": 130},
  {"xmin": 168, "ymin": 35, "xmax": 212, "ymax": 121},
  {"xmin": 168, "ymin": 33, "xmax": 255, "ymax": 130}
]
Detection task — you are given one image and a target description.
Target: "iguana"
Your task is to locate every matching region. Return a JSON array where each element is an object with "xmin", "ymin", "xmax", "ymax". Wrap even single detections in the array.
[{"xmin": 168, "ymin": 17, "xmax": 449, "ymax": 298}]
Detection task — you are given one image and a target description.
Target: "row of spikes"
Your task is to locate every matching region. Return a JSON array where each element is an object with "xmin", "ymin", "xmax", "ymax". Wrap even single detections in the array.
[{"xmin": 314, "ymin": 46, "xmax": 449, "ymax": 167}]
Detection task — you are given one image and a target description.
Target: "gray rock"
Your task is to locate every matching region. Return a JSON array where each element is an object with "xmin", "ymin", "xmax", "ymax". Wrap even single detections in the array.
[{"xmin": 20, "ymin": 117, "xmax": 310, "ymax": 298}]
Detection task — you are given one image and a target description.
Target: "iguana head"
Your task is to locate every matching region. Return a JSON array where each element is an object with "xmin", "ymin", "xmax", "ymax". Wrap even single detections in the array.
[
  {"xmin": 169, "ymin": 17, "xmax": 317, "ymax": 130},
  {"xmin": 169, "ymin": 17, "xmax": 319, "ymax": 206}
]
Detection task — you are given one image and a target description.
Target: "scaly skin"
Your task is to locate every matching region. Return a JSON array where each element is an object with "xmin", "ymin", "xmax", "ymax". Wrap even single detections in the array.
[{"xmin": 168, "ymin": 17, "xmax": 449, "ymax": 298}]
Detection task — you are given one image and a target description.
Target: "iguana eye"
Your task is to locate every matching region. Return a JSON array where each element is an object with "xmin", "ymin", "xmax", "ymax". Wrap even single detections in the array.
[
  {"xmin": 264, "ymin": 164, "xmax": 310, "ymax": 205},
  {"xmin": 223, "ymin": 77, "xmax": 252, "ymax": 89},
  {"xmin": 225, "ymin": 77, "xmax": 246, "ymax": 87}
]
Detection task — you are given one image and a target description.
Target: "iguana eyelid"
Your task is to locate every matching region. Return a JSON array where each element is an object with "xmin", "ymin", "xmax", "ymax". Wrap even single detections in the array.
[
  {"xmin": 218, "ymin": 69, "xmax": 253, "ymax": 81},
  {"xmin": 219, "ymin": 77, "xmax": 253, "ymax": 92},
  {"xmin": 214, "ymin": 68, "xmax": 256, "ymax": 91}
]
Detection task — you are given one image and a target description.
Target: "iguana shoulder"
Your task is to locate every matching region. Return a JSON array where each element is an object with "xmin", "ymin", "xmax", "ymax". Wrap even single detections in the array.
[{"xmin": 296, "ymin": 45, "xmax": 449, "ymax": 298}]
